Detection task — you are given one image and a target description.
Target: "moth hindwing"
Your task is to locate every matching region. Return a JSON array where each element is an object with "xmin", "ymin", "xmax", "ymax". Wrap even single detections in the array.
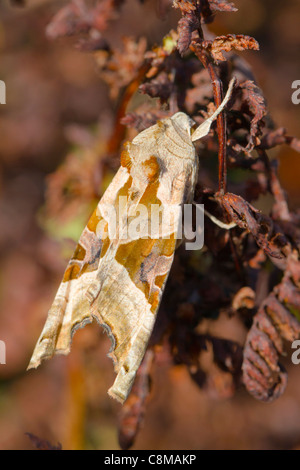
[{"xmin": 28, "ymin": 79, "xmax": 235, "ymax": 403}]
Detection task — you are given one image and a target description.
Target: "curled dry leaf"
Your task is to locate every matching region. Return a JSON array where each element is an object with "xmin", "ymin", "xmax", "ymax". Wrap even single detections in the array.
[
  {"xmin": 177, "ymin": 12, "xmax": 200, "ymax": 55},
  {"xmin": 172, "ymin": 0, "xmax": 197, "ymax": 14},
  {"xmin": 243, "ymin": 256, "xmax": 300, "ymax": 401},
  {"xmin": 46, "ymin": 0, "xmax": 90, "ymax": 39},
  {"xmin": 202, "ymin": 35, "xmax": 259, "ymax": 63},
  {"xmin": 208, "ymin": 0, "xmax": 237, "ymax": 13},
  {"xmin": 46, "ymin": 0, "xmax": 123, "ymax": 40},
  {"xmin": 240, "ymin": 80, "xmax": 267, "ymax": 152},
  {"xmin": 220, "ymin": 192, "xmax": 288, "ymax": 260},
  {"xmin": 260, "ymin": 127, "xmax": 300, "ymax": 153},
  {"xmin": 139, "ymin": 72, "xmax": 174, "ymax": 101},
  {"xmin": 232, "ymin": 287, "xmax": 256, "ymax": 311},
  {"xmin": 95, "ymin": 37, "xmax": 148, "ymax": 99}
]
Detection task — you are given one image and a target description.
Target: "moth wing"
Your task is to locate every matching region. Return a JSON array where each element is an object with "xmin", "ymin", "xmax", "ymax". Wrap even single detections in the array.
[
  {"xmin": 28, "ymin": 166, "xmax": 131, "ymax": 369},
  {"xmin": 88, "ymin": 235, "xmax": 177, "ymax": 403},
  {"xmin": 85, "ymin": 150, "xmax": 180, "ymax": 403},
  {"xmin": 29, "ymin": 117, "xmax": 186, "ymax": 404}
]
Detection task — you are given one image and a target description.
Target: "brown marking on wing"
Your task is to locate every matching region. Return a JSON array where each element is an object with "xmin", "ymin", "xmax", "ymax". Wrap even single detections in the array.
[
  {"xmin": 63, "ymin": 262, "xmax": 81, "ymax": 282},
  {"xmin": 99, "ymin": 223, "xmax": 111, "ymax": 259},
  {"xmin": 87, "ymin": 208, "xmax": 102, "ymax": 232},
  {"xmin": 120, "ymin": 146, "xmax": 132, "ymax": 171},
  {"xmin": 138, "ymin": 179, "xmax": 161, "ymax": 207},
  {"xmin": 142, "ymin": 156, "xmax": 160, "ymax": 182},
  {"xmin": 62, "ymin": 208, "xmax": 104, "ymax": 282},
  {"xmin": 115, "ymin": 236, "xmax": 176, "ymax": 311},
  {"xmin": 117, "ymin": 175, "xmax": 133, "ymax": 199}
]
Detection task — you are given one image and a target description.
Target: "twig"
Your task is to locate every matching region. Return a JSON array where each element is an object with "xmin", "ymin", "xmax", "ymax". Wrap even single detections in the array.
[{"xmin": 190, "ymin": 42, "xmax": 227, "ymax": 194}]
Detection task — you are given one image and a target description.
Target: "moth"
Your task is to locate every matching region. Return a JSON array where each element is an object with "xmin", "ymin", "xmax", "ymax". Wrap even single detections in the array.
[{"xmin": 28, "ymin": 78, "xmax": 235, "ymax": 404}]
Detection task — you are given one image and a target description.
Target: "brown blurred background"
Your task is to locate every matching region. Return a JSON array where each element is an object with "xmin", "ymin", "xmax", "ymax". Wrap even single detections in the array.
[{"xmin": 0, "ymin": 0, "xmax": 299, "ymax": 450}]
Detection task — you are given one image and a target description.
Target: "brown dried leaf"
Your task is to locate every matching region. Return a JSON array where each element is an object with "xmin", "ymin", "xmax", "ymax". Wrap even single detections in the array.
[
  {"xmin": 46, "ymin": 0, "xmax": 90, "ymax": 39},
  {"xmin": 243, "ymin": 265, "xmax": 300, "ymax": 402},
  {"xmin": 139, "ymin": 72, "xmax": 173, "ymax": 101},
  {"xmin": 95, "ymin": 37, "xmax": 147, "ymax": 99},
  {"xmin": 46, "ymin": 0, "xmax": 122, "ymax": 40},
  {"xmin": 173, "ymin": 0, "xmax": 196, "ymax": 13},
  {"xmin": 202, "ymin": 35, "xmax": 259, "ymax": 63},
  {"xmin": 260, "ymin": 128, "xmax": 300, "ymax": 153},
  {"xmin": 232, "ymin": 286, "xmax": 255, "ymax": 311},
  {"xmin": 240, "ymin": 80, "xmax": 267, "ymax": 152},
  {"xmin": 220, "ymin": 192, "xmax": 288, "ymax": 260},
  {"xmin": 208, "ymin": 0, "xmax": 237, "ymax": 12},
  {"xmin": 177, "ymin": 12, "xmax": 200, "ymax": 55}
]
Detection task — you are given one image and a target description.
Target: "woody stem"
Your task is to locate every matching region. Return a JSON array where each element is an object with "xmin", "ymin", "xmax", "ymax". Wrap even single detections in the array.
[{"xmin": 190, "ymin": 45, "xmax": 227, "ymax": 194}]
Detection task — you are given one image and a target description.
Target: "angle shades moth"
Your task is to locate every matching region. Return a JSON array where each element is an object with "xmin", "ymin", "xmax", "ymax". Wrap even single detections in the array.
[{"xmin": 28, "ymin": 78, "xmax": 235, "ymax": 404}]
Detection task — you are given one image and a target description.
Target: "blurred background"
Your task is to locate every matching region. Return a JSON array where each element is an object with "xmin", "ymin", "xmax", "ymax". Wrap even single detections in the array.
[{"xmin": 0, "ymin": 0, "xmax": 299, "ymax": 450}]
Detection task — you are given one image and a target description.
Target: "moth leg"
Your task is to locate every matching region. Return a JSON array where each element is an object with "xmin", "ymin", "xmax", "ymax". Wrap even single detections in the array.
[{"xmin": 191, "ymin": 77, "xmax": 236, "ymax": 143}]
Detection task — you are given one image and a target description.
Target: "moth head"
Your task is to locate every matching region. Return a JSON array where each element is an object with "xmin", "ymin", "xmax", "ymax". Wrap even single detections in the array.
[{"xmin": 170, "ymin": 112, "xmax": 195, "ymax": 143}]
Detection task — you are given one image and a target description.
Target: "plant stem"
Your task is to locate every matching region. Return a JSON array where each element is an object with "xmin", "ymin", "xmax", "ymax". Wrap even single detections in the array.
[{"xmin": 190, "ymin": 43, "xmax": 227, "ymax": 194}]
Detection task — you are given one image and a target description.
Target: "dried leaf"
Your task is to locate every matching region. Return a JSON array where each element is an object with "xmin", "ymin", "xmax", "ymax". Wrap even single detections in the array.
[
  {"xmin": 173, "ymin": 0, "xmax": 197, "ymax": 14},
  {"xmin": 46, "ymin": 0, "xmax": 122, "ymax": 40},
  {"xmin": 202, "ymin": 35, "xmax": 259, "ymax": 63},
  {"xmin": 177, "ymin": 12, "xmax": 200, "ymax": 55},
  {"xmin": 259, "ymin": 128, "xmax": 300, "ymax": 153},
  {"xmin": 95, "ymin": 37, "xmax": 147, "ymax": 99},
  {"xmin": 240, "ymin": 80, "xmax": 267, "ymax": 152},
  {"xmin": 220, "ymin": 192, "xmax": 288, "ymax": 260},
  {"xmin": 232, "ymin": 287, "xmax": 255, "ymax": 311},
  {"xmin": 243, "ymin": 262, "xmax": 300, "ymax": 401},
  {"xmin": 208, "ymin": 0, "xmax": 237, "ymax": 12},
  {"xmin": 139, "ymin": 72, "xmax": 173, "ymax": 101}
]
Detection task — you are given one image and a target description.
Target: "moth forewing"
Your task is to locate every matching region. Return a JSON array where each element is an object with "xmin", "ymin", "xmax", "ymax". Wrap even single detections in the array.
[{"xmin": 28, "ymin": 78, "xmax": 235, "ymax": 404}]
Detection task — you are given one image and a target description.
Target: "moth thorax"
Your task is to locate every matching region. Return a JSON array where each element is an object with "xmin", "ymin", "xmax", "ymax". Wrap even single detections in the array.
[{"xmin": 169, "ymin": 112, "xmax": 194, "ymax": 145}]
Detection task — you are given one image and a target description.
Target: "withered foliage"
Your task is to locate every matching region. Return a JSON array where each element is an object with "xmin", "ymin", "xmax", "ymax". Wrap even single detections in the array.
[
  {"xmin": 242, "ymin": 258, "xmax": 300, "ymax": 402},
  {"xmin": 46, "ymin": 0, "xmax": 125, "ymax": 40},
  {"xmin": 201, "ymin": 35, "xmax": 259, "ymax": 63},
  {"xmin": 37, "ymin": 0, "xmax": 300, "ymax": 449}
]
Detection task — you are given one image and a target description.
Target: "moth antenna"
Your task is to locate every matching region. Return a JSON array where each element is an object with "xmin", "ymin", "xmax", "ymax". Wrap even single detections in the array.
[{"xmin": 191, "ymin": 77, "xmax": 236, "ymax": 142}]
